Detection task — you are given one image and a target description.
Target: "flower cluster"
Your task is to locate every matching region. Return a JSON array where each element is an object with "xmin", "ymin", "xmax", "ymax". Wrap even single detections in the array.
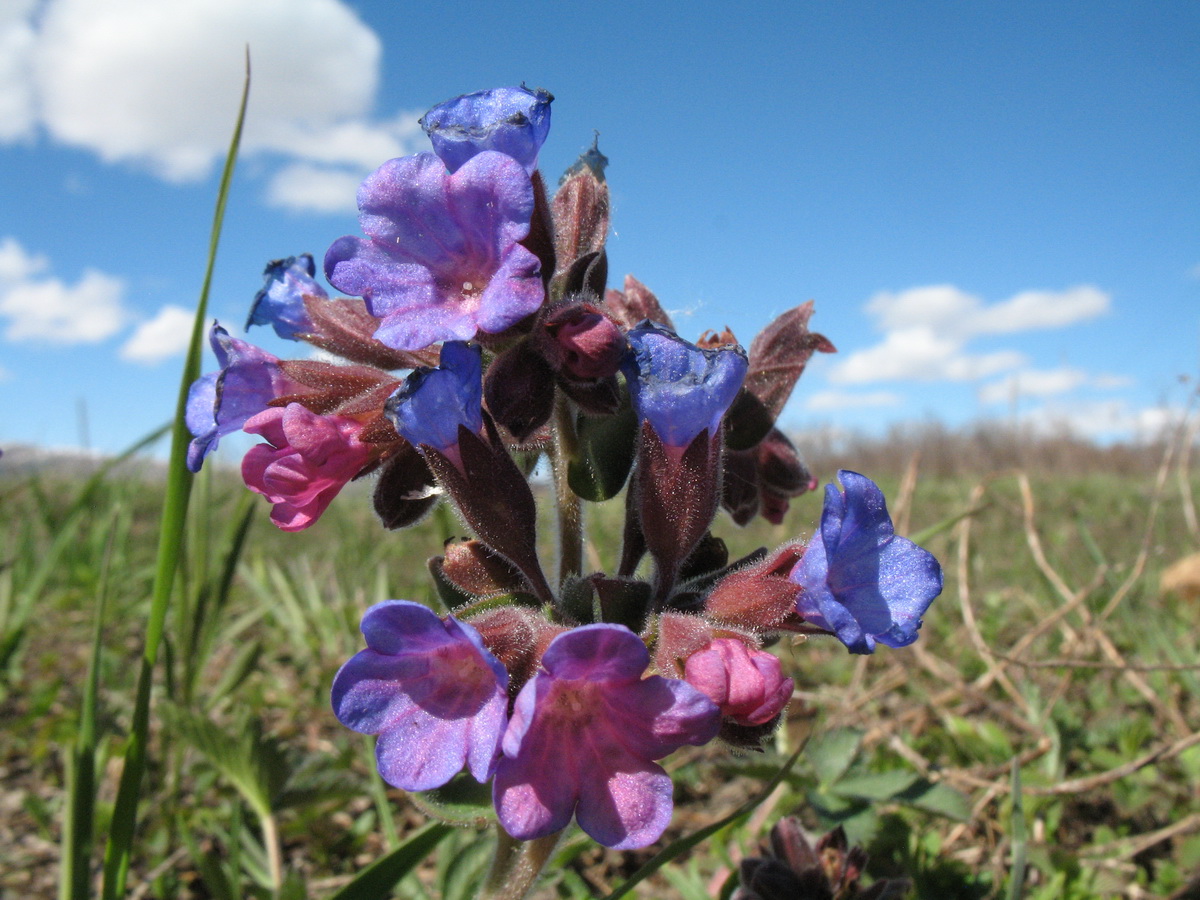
[{"xmin": 186, "ymin": 85, "xmax": 943, "ymax": 850}]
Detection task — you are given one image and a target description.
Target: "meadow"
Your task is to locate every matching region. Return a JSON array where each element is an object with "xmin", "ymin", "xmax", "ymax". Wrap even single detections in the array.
[{"xmin": 2, "ymin": 421, "xmax": 1198, "ymax": 900}]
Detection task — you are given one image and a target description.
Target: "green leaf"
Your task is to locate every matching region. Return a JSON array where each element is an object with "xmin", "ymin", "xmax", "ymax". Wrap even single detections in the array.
[
  {"xmin": 806, "ymin": 726, "xmax": 862, "ymax": 785},
  {"xmin": 410, "ymin": 772, "xmax": 498, "ymax": 827},
  {"xmin": 603, "ymin": 743, "xmax": 806, "ymax": 900},
  {"xmin": 834, "ymin": 769, "xmax": 919, "ymax": 801},
  {"xmin": 325, "ymin": 821, "xmax": 453, "ymax": 900},
  {"xmin": 1008, "ymin": 761, "xmax": 1028, "ymax": 900},
  {"xmin": 171, "ymin": 708, "xmax": 281, "ymax": 822},
  {"xmin": 568, "ymin": 396, "xmax": 638, "ymax": 502},
  {"xmin": 101, "ymin": 55, "xmax": 251, "ymax": 900},
  {"xmin": 899, "ymin": 780, "xmax": 973, "ymax": 822}
]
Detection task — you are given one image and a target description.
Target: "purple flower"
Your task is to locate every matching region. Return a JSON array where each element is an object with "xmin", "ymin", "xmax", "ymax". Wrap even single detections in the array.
[
  {"xmin": 623, "ymin": 321, "xmax": 748, "ymax": 449},
  {"xmin": 420, "ymin": 85, "xmax": 553, "ymax": 175},
  {"xmin": 185, "ymin": 322, "xmax": 298, "ymax": 473},
  {"xmin": 324, "ymin": 151, "xmax": 544, "ymax": 352},
  {"xmin": 384, "ymin": 341, "xmax": 482, "ymax": 458},
  {"xmin": 246, "ymin": 254, "xmax": 325, "ymax": 340},
  {"xmin": 332, "ymin": 600, "xmax": 509, "ymax": 791},
  {"xmin": 789, "ymin": 471, "xmax": 942, "ymax": 655},
  {"xmin": 492, "ymin": 624, "xmax": 720, "ymax": 849}
]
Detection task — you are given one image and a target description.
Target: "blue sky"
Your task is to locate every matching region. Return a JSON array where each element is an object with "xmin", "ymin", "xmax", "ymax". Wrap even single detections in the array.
[{"xmin": 1, "ymin": 0, "xmax": 1197, "ymax": 457}]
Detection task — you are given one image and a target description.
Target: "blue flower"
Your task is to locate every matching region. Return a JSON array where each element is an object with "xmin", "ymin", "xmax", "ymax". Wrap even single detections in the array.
[
  {"xmin": 384, "ymin": 341, "xmax": 483, "ymax": 455},
  {"xmin": 420, "ymin": 85, "xmax": 553, "ymax": 175},
  {"xmin": 332, "ymin": 600, "xmax": 509, "ymax": 791},
  {"xmin": 623, "ymin": 321, "xmax": 748, "ymax": 448},
  {"xmin": 246, "ymin": 254, "xmax": 325, "ymax": 340},
  {"xmin": 185, "ymin": 323, "xmax": 298, "ymax": 473},
  {"xmin": 789, "ymin": 471, "xmax": 942, "ymax": 654},
  {"xmin": 324, "ymin": 152, "xmax": 543, "ymax": 352}
]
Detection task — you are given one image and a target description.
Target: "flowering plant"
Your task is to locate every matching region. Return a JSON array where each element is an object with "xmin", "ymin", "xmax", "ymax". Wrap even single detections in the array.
[{"xmin": 187, "ymin": 84, "xmax": 942, "ymax": 898}]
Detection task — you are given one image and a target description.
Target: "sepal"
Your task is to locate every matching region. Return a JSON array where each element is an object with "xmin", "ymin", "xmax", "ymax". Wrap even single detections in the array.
[
  {"xmin": 725, "ymin": 301, "xmax": 835, "ymax": 450},
  {"xmin": 437, "ymin": 538, "xmax": 531, "ymax": 599},
  {"xmin": 604, "ymin": 274, "xmax": 673, "ymax": 331},
  {"xmin": 410, "ymin": 773, "xmax": 497, "ymax": 827},
  {"xmin": 372, "ymin": 439, "xmax": 439, "ymax": 530},
  {"xmin": 300, "ymin": 295, "xmax": 438, "ymax": 370},
  {"xmin": 705, "ymin": 543, "xmax": 804, "ymax": 631},
  {"xmin": 483, "ymin": 339, "xmax": 556, "ymax": 442},
  {"xmin": 422, "ymin": 418, "xmax": 553, "ymax": 604},
  {"xmin": 635, "ymin": 423, "xmax": 723, "ymax": 596},
  {"xmin": 566, "ymin": 393, "xmax": 639, "ymax": 502},
  {"xmin": 550, "ymin": 138, "xmax": 609, "ymax": 299}
]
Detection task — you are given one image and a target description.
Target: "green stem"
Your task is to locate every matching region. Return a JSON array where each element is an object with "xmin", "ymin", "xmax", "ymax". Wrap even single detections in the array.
[
  {"xmin": 100, "ymin": 58, "xmax": 250, "ymax": 900},
  {"xmin": 260, "ymin": 812, "xmax": 283, "ymax": 895},
  {"xmin": 481, "ymin": 830, "xmax": 562, "ymax": 900},
  {"xmin": 552, "ymin": 395, "xmax": 584, "ymax": 585}
]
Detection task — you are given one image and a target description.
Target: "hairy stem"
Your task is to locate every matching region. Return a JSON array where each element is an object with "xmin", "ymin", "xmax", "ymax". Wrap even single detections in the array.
[
  {"xmin": 552, "ymin": 395, "xmax": 584, "ymax": 585},
  {"xmin": 482, "ymin": 830, "xmax": 562, "ymax": 900}
]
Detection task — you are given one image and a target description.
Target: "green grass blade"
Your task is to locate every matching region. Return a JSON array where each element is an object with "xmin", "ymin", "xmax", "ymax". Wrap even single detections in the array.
[
  {"xmin": 100, "ymin": 56, "xmax": 251, "ymax": 900},
  {"xmin": 603, "ymin": 744, "xmax": 806, "ymax": 900},
  {"xmin": 60, "ymin": 509, "xmax": 124, "ymax": 900},
  {"xmin": 909, "ymin": 502, "xmax": 989, "ymax": 546},
  {"xmin": 324, "ymin": 821, "xmax": 454, "ymax": 900},
  {"xmin": 1006, "ymin": 760, "xmax": 1027, "ymax": 900}
]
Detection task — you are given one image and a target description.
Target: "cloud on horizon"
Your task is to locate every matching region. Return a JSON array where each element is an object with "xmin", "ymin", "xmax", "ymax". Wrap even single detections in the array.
[
  {"xmin": 976, "ymin": 366, "xmax": 1132, "ymax": 406},
  {"xmin": 829, "ymin": 284, "xmax": 1111, "ymax": 386},
  {"xmin": 119, "ymin": 305, "xmax": 194, "ymax": 364},
  {"xmin": 1, "ymin": 0, "xmax": 424, "ymax": 213},
  {"xmin": 0, "ymin": 237, "xmax": 129, "ymax": 343},
  {"xmin": 804, "ymin": 389, "xmax": 904, "ymax": 411}
]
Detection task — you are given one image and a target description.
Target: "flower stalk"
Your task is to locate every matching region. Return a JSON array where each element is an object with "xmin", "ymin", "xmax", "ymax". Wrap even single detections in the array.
[{"xmin": 480, "ymin": 831, "xmax": 563, "ymax": 900}]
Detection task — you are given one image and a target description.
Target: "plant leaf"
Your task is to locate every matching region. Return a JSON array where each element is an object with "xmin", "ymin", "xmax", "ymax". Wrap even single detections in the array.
[{"xmin": 325, "ymin": 821, "xmax": 453, "ymax": 900}]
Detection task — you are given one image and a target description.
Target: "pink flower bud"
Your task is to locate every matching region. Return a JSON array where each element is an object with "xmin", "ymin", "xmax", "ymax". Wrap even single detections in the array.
[
  {"xmin": 683, "ymin": 638, "xmax": 793, "ymax": 726},
  {"xmin": 241, "ymin": 404, "xmax": 375, "ymax": 531}
]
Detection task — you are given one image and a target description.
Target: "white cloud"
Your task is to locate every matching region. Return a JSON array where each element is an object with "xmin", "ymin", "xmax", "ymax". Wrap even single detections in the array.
[
  {"xmin": 831, "ymin": 283, "xmax": 1110, "ymax": 387},
  {"xmin": 1018, "ymin": 400, "xmax": 1184, "ymax": 442},
  {"xmin": 3, "ymin": 0, "xmax": 425, "ymax": 210},
  {"xmin": 976, "ymin": 367, "xmax": 1134, "ymax": 406},
  {"xmin": 266, "ymin": 163, "xmax": 364, "ymax": 214},
  {"xmin": 119, "ymin": 305, "xmax": 194, "ymax": 363},
  {"xmin": 0, "ymin": 0, "xmax": 37, "ymax": 141},
  {"xmin": 866, "ymin": 284, "xmax": 1110, "ymax": 339},
  {"xmin": 977, "ymin": 368, "xmax": 1090, "ymax": 405},
  {"xmin": 0, "ymin": 237, "xmax": 129, "ymax": 343},
  {"xmin": 971, "ymin": 286, "xmax": 1110, "ymax": 335},
  {"xmin": 830, "ymin": 326, "xmax": 1027, "ymax": 385},
  {"xmin": 805, "ymin": 389, "xmax": 904, "ymax": 411}
]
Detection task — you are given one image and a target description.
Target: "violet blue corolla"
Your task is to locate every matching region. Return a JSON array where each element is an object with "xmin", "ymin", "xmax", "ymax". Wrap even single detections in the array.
[
  {"xmin": 241, "ymin": 403, "xmax": 374, "ymax": 531},
  {"xmin": 324, "ymin": 151, "xmax": 543, "ymax": 352},
  {"xmin": 789, "ymin": 470, "xmax": 943, "ymax": 654},
  {"xmin": 332, "ymin": 600, "xmax": 509, "ymax": 791},
  {"xmin": 420, "ymin": 85, "xmax": 553, "ymax": 175},
  {"xmin": 623, "ymin": 321, "xmax": 749, "ymax": 449},
  {"xmin": 384, "ymin": 341, "xmax": 482, "ymax": 462},
  {"xmin": 246, "ymin": 254, "xmax": 325, "ymax": 340},
  {"xmin": 185, "ymin": 322, "xmax": 299, "ymax": 473},
  {"xmin": 492, "ymin": 624, "xmax": 720, "ymax": 849}
]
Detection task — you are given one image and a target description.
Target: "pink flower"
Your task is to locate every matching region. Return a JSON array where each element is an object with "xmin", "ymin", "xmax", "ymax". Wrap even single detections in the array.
[
  {"xmin": 684, "ymin": 639, "xmax": 793, "ymax": 726},
  {"xmin": 241, "ymin": 404, "xmax": 375, "ymax": 531}
]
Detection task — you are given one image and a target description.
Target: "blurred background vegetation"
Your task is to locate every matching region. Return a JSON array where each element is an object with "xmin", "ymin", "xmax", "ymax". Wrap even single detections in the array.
[{"xmin": 2, "ymin": 418, "xmax": 1198, "ymax": 899}]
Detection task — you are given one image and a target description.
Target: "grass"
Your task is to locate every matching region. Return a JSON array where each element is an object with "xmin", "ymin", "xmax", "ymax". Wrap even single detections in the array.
[{"xmin": 2, "ymin": 425, "xmax": 1199, "ymax": 899}]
